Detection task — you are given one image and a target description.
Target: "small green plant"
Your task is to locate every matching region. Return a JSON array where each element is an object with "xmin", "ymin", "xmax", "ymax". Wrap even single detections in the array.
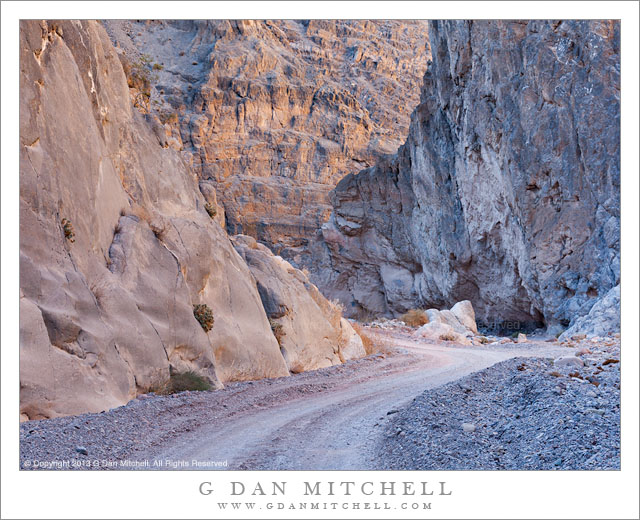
[
  {"xmin": 511, "ymin": 331, "xmax": 520, "ymax": 339},
  {"xmin": 205, "ymin": 202, "xmax": 217, "ymax": 218},
  {"xmin": 61, "ymin": 218, "xmax": 75, "ymax": 243},
  {"xmin": 269, "ymin": 318, "xmax": 285, "ymax": 345},
  {"xmin": 127, "ymin": 54, "xmax": 158, "ymax": 100},
  {"xmin": 160, "ymin": 371, "xmax": 211, "ymax": 394},
  {"xmin": 152, "ymin": 63, "xmax": 164, "ymax": 71},
  {"xmin": 193, "ymin": 304, "xmax": 214, "ymax": 332},
  {"xmin": 400, "ymin": 309, "xmax": 428, "ymax": 327}
]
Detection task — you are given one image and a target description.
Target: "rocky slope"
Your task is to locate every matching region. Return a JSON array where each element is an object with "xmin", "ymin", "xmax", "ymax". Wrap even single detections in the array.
[
  {"xmin": 380, "ymin": 335, "xmax": 621, "ymax": 470},
  {"xmin": 19, "ymin": 20, "xmax": 363, "ymax": 420},
  {"xmin": 316, "ymin": 20, "xmax": 620, "ymax": 334},
  {"xmin": 102, "ymin": 20, "xmax": 430, "ymax": 263}
]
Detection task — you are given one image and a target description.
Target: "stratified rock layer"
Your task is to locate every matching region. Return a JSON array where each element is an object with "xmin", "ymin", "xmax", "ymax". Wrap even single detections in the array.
[
  {"xmin": 103, "ymin": 20, "xmax": 430, "ymax": 262},
  {"xmin": 317, "ymin": 20, "xmax": 620, "ymax": 332},
  {"xmin": 19, "ymin": 20, "xmax": 364, "ymax": 420}
]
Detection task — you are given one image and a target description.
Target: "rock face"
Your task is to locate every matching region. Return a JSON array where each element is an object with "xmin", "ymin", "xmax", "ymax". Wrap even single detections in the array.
[
  {"xmin": 232, "ymin": 235, "xmax": 365, "ymax": 372},
  {"xmin": 102, "ymin": 20, "xmax": 430, "ymax": 263},
  {"xmin": 19, "ymin": 20, "xmax": 363, "ymax": 420},
  {"xmin": 316, "ymin": 20, "xmax": 620, "ymax": 333},
  {"xmin": 559, "ymin": 284, "xmax": 620, "ymax": 340}
]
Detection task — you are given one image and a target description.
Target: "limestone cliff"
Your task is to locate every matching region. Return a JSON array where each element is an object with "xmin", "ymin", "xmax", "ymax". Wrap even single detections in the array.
[
  {"xmin": 19, "ymin": 20, "xmax": 364, "ymax": 420},
  {"xmin": 317, "ymin": 20, "xmax": 620, "ymax": 332},
  {"xmin": 102, "ymin": 20, "xmax": 430, "ymax": 264}
]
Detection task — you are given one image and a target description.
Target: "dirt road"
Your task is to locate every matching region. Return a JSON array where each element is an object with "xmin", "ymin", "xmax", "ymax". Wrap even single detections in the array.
[{"xmin": 139, "ymin": 330, "xmax": 568, "ymax": 470}]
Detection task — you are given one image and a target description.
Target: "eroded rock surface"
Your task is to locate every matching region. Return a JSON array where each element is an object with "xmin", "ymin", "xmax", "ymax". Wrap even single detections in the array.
[
  {"xmin": 19, "ymin": 20, "xmax": 363, "ymax": 420},
  {"xmin": 559, "ymin": 284, "xmax": 620, "ymax": 341},
  {"xmin": 316, "ymin": 20, "xmax": 620, "ymax": 334},
  {"xmin": 102, "ymin": 20, "xmax": 430, "ymax": 262},
  {"xmin": 232, "ymin": 235, "xmax": 365, "ymax": 373}
]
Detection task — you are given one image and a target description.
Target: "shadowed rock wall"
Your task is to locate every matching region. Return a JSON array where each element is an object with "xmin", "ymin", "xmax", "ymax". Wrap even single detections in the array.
[{"xmin": 316, "ymin": 20, "xmax": 620, "ymax": 332}]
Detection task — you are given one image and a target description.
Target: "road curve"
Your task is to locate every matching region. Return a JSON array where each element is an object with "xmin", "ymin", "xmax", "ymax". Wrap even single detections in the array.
[{"xmin": 141, "ymin": 331, "xmax": 567, "ymax": 470}]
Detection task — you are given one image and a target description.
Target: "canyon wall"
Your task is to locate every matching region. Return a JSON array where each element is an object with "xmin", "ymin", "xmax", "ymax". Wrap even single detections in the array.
[
  {"xmin": 102, "ymin": 20, "xmax": 430, "ymax": 264},
  {"xmin": 19, "ymin": 20, "xmax": 362, "ymax": 420},
  {"xmin": 317, "ymin": 20, "xmax": 620, "ymax": 332}
]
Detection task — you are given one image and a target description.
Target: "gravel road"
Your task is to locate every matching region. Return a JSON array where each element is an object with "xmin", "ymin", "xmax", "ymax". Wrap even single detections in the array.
[{"xmin": 20, "ymin": 328, "xmax": 575, "ymax": 470}]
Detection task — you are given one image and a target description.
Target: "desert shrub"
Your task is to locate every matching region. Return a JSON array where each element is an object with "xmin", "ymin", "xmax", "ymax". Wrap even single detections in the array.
[
  {"xmin": 162, "ymin": 371, "xmax": 211, "ymax": 394},
  {"xmin": 478, "ymin": 336, "xmax": 490, "ymax": 344},
  {"xmin": 400, "ymin": 309, "xmax": 428, "ymax": 327},
  {"xmin": 351, "ymin": 322, "xmax": 374, "ymax": 354},
  {"xmin": 439, "ymin": 333, "xmax": 457, "ymax": 342},
  {"xmin": 152, "ymin": 63, "xmax": 164, "ymax": 71},
  {"xmin": 205, "ymin": 202, "xmax": 217, "ymax": 218},
  {"xmin": 127, "ymin": 54, "xmax": 158, "ymax": 100},
  {"xmin": 61, "ymin": 218, "xmax": 75, "ymax": 243},
  {"xmin": 351, "ymin": 321, "xmax": 397, "ymax": 357},
  {"xmin": 269, "ymin": 319, "xmax": 285, "ymax": 345},
  {"xmin": 193, "ymin": 304, "xmax": 214, "ymax": 332},
  {"xmin": 511, "ymin": 331, "xmax": 520, "ymax": 339}
]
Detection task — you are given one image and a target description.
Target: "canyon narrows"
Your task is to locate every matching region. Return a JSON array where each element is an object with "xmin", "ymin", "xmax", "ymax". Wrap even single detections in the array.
[
  {"xmin": 18, "ymin": 18, "xmax": 621, "ymax": 475},
  {"xmin": 315, "ymin": 20, "xmax": 620, "ymax": 333}
]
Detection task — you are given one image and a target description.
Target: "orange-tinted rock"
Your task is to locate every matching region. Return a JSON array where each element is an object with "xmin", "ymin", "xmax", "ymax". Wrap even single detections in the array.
[{"xmin": 103, "ymin": 20, "xmax": 430, "ymax": 261}]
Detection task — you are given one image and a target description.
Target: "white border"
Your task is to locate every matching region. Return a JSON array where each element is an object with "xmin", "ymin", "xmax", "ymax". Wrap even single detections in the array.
[{"xmin": 2, "ymin": 2, "xmax": 638, "ymax": 519}]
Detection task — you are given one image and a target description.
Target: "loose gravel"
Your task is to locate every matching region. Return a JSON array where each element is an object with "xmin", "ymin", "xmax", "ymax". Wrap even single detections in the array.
[{"xmin": 378, "ymin": 336, "xmax": 620, "ymax": 470}]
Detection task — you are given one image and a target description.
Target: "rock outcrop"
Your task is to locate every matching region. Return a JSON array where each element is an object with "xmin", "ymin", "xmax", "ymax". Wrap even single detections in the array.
[
  {"xmin": 232, "ymin": 235, "xmax": 365, "ymax": 372},
  {"xmin": 559, "ymin": 284, "xmax": 620, "ymax": 340},
  {"xmin": 19, "ymin": 20, "xmax": 364, "ymax": 420},
  {"xmin": 102, "ymin": 20, "xmax": 430, "ymax": 263},
  {"xmin": 316, "ymin": 20, "xmax": 620, "ymax": 333}
]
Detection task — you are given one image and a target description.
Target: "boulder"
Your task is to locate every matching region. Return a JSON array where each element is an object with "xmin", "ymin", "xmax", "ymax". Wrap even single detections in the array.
[
  {"xmin": 425, "ymin": 309, "xmax": 443, "ymax": 324},
  {"xmin": 450, "ymin": 300, "xmax": 478, "ymax": 334},
  {"xmin": 339, "ymin": 318, "xmax": 367, "ymax": 361},
  {"xmin": 439, "ymin": 310, "xmax": 469, "ymax": 335},
  {"xmin": 414, "ymin": 322, "xmax": 471, "ymax": 345}
]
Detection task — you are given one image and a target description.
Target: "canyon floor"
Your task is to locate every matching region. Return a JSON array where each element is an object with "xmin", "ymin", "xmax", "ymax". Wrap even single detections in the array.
[{"xmin": 21, "ymin": 327, "xmax": 612, "ymax": 471}]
